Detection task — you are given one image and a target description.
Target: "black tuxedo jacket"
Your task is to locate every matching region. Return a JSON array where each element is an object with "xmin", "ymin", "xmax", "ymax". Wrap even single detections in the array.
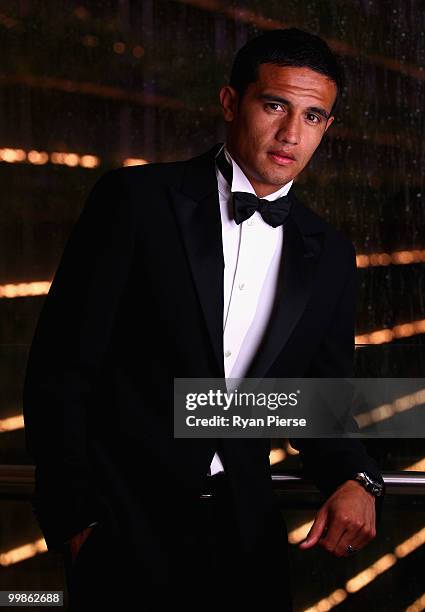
[{"xmin": 23, "ymin": 142, "xmax": 384, "ymax": 577}]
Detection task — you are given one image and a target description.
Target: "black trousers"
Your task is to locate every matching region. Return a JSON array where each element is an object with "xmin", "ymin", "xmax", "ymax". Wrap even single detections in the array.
[{"xmin": 63, "ymin": 474, "xmax": 293, "ymax": 611}]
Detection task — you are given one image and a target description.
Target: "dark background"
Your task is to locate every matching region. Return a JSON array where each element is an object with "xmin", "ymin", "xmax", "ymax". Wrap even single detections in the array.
[{"xmin": 0, "ymin": 2, "xmax": 424, "ymax": 610}]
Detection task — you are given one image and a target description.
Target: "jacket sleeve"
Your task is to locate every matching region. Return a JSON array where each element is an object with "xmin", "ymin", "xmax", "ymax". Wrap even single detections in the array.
[
  {"xmin": 22, "ymin": 169, "xmax": 137, "ymax": 552},
  {"xmin": 289, "ymin": 241, "xmax": 385, "ymax": 525}
]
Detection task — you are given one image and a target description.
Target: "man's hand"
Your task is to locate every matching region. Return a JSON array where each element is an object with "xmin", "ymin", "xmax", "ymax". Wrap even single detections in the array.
[
  {"xmin": 69, "ymin": 526, "xmax": 94, "ymax": 564},
  {"xmin": 299, "ymin": 480, "xmax": 376, "ymax": 557}
]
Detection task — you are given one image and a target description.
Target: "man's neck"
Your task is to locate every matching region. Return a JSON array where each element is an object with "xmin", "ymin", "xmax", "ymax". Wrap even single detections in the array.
[{"xmin": 224, "ymin": 143, "xmax": 293, "ymax": 199}]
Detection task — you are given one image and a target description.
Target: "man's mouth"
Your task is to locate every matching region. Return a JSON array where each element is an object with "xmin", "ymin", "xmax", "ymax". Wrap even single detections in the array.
[{"xmin": 268, "ymin": 151, "xmax": 296, "ymax": 165}]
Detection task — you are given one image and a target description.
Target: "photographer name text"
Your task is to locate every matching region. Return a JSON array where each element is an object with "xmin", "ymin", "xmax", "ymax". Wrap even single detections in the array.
[{"xmin": 186, "ymin": 415, "xmax": 307, "ymax": 428}]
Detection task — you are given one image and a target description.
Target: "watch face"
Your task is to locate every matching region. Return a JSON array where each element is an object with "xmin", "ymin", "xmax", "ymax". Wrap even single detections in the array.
[
  {"xmin": 364, "ymin": 472, "xmax": 384, "ymax": 495},
  {"xmin": 356, "ymin": 472, "xmax": 384, "ymax": 496}
]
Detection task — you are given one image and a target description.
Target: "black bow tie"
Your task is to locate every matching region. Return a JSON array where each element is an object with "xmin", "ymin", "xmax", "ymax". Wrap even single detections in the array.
[{"xmin": 215, "ymin": 145, "xmax": 292, "ymax": 228}]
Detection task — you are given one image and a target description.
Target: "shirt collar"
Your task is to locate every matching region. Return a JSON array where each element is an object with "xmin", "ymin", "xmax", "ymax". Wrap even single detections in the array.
[{"xmin": 216, "ymin": 143, "xmax": 293, "ymax": 201}]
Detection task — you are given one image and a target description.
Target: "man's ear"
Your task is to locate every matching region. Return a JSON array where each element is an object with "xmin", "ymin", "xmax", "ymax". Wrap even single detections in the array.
[
  {"xmin": 324, "ymin": 115, "xmax": 335, "ymax": 132},
  {"xmin": 219, "ymin": 85, "xmax": 239, "ymax": 122}
]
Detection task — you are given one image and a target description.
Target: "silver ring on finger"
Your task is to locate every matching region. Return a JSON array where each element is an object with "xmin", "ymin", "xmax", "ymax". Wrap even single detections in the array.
[{"xmin": 345, "ymin": 544, "xmax": 356, "ymax": 555}]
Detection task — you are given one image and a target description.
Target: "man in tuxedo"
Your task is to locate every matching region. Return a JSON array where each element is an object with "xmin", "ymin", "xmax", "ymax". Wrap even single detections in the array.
[{"xmin": 23, "ymin": 28, "xmax": 384, "ymax": 610}]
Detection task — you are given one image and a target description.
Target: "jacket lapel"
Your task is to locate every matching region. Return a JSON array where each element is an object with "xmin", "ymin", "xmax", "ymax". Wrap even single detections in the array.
[
  {"xmin": 167, "ymin": 142, "xmax": 326, "ymax": 380},
  {"xmin": 167, "ymin": 143, "xmax": 226, "ymax": 376},
  {"xmin": 245, "ymin": 196, "xmax": 325, "ymax": 378}
]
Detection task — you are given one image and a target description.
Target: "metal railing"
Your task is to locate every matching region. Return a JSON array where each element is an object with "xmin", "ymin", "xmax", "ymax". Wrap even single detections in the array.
[
  {"xmin": 1, "ymin": 464, "xmax": 425, "ymax": 498},
  {"xmin": 271, "ymin": 471, "xmax": 425, "ymax": 496}
]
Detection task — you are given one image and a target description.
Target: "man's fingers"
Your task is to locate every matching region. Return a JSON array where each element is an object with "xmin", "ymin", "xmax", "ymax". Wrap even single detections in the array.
[
  {"xmin": 334, "ymin": 521, "xmax": 377, "ymax": 557},
  {"xmin": 299, "ymin": 511, "xmax": 328, "ymax": 549},
  {"xmin": 299, "ymin": 482, "xmax": 378, "ymax": 557},
  {"xmin": 318, "ymin": 522, "xmax": 347, "ymax": 554}
]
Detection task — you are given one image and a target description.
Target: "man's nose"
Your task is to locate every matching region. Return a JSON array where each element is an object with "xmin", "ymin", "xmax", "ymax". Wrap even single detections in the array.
[{"xmin": 275, "ymin": 115, "xmax": 301, "ymax": 145}]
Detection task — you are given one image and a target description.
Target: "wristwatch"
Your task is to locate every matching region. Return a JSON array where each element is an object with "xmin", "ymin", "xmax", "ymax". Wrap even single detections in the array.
[{"xmin": 352, "ymin": 471, "xmax": 385, "ymax": 497}]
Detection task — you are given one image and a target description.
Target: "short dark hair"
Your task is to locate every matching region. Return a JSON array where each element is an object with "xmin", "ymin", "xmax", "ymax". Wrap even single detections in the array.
[{"xmin": 229, "ymin": 28, "xmax": 345, "ymax": 118}]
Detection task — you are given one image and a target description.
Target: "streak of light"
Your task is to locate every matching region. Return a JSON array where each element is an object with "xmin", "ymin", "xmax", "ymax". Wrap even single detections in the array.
[
  {"xmin": 175, "ymin": 0, "xmax": 425, "ymax": 82},
  {"xmin": 269, "ymin": 448, "xmax": 286, "ymax": 465},
  {"xmin": 123, "ymin": 157, "xmax": 149, "ymax": 166},
  {"xmin": 404, "ymin": 458, "xmax": 425, "ymax": 471},
  {"xmin": 0, "ymin": 75, "xmax": 187, "ymax": 110},
  {"xmin": 288, "ymin": 520, "xmax": 314, "ymax": 544},
  {"xmin": 0, "ymin": 281, "xmax": 51, "ymax": 298},
  {"xmin": 0, "ymin": 538, "xmax": 47, "ymax": 566},
  {"xmin": 356, "ymin": 250, "xmax": 425, "ymax": 268},
  {"xmin": 406, "ymin": 592, "xmax": 425, "ymax": 612},
  {"xmin": 356, "ymin": 388, "xmax": 425, "ymax": 429},
  {"xmin": 0, "ymin": 146, "xmax": 149, "ymax": 169},
  {"xmin": 285, "ymin": 440, "xmax": 300, "ymax": 455},
  {"xmin": 355, "ymin": 319, "xmax": 425, "ymax": 344},
  {"xmin": 301, "ymin": 526, "xmax": 425, "ymax": 610},
  {"xmin": 0, "ymin": 147, "xmax": 100, "ymax": 168},
  {"xmin": 0, "ymin": 415, "xmax": 24, "ymax": 433}
]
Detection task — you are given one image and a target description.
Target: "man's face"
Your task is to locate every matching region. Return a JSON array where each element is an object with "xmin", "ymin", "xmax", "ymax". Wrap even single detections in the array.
[{"xmin": 219, "ymin": 64, "xmax": 337, "ymax": 196}]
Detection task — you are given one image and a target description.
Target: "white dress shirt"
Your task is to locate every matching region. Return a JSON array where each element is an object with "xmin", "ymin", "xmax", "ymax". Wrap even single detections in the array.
[{"xmin": 209, "ymin": 144, "xmax": 293, "ymax": 475}]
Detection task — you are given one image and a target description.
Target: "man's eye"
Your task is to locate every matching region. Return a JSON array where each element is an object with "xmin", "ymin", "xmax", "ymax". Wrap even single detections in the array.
[
  {"xmin": 307, "ymin": 113, "xmax": 320, "ymax": 123},
  {"xmin": 265, "ymin": 103, "xmax": 284, "ymax": 111}
]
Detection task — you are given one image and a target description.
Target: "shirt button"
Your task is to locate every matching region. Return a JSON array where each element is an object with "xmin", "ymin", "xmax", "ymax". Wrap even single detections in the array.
[
  {"xmin": 247, "ymin": 218, "xmax": 254, "ymax": 226},
  {"xmin": 238, "ymin": 283, "xmax": 245, "ymax": 290},
  {"xmin": 224, "ymin": 350, "xmax": 231, "ymax": 357}
]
